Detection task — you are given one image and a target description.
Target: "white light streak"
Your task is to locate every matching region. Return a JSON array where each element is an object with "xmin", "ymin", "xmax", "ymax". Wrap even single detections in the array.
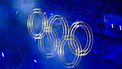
[
  {"xmin": 16, "ymin": 11, "xmax": 18, "ymax": 14},
  {"xmin": 44, "ymin": 12, "xmax": 46, "ymax": 14},
  {"xmin": 50, "ymin": 13, "xmax": 53, "ymax": 15},
  {"xmin": 111, "ymin": 24, "xmax": 114, "ymax": 28},
  {"xmin": 119, "ymin": 25, "xmax": 122, "ymax": 30},
  {"xmin": 34, "ymin": 59, "xmax": 37, "ymax": 63},
  {"xmin": 1, "ymin": 52, "xmax": 4, "ymax": 57}
]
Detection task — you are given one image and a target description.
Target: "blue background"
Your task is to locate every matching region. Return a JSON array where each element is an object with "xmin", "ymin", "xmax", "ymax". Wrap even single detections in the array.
[{"xmin": 0, "ymin": 0, "xmax": 122, "ymax": 69}]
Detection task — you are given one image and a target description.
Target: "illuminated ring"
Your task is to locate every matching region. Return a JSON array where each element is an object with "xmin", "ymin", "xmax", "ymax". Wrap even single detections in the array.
[
  {"xmin": 38, "ymin": 23, "xmax": 58, "ymax": 58},
  {"xmin": 27, "ymin": 8, "xmax": 47, "ymax": 39},
  {"xmin": 47, "ymin": 15, "xmax": 69, "ymax": 45},
  {"xmin": 69, "ymin": 21, "xmax": 93, "ymax": 56},
  {"xmin": 38, "ymin": 31, "xmax": 58, "ymax": 58},
  {"xmin": 58, "ymin": 36, "xmax": 81, "ymax": 68}
]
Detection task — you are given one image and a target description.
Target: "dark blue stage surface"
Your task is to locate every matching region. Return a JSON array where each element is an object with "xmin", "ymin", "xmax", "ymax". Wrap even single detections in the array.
[{"xmin": 0, "ymin": 0, "xmax": 122, "ymax": 69}]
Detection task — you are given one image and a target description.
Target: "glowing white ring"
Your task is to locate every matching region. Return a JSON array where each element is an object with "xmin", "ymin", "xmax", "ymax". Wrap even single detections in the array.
[
  {"xmin": 27, "ymin": 8, "xmax": 47, "ymax": 39},
  {"xmin": 69, "ymin": 21, "xmax": 93, "ymax": 56},
  {"xmin": 38, "ymin": 31, "xmax": 58, "ymax": 58},
  {"xmin": 58, "ymin": 36, "xmax": 81, "ymax": 68},
  {"xmin": 47, "ymin": 15, "xmax": 69, "ymax": 45}
]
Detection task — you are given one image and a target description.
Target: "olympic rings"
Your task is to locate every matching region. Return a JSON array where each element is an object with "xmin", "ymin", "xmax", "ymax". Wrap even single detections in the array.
[{"xmin": 27, "ymin": 8, "xmax": 93, "ymax": 68}]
